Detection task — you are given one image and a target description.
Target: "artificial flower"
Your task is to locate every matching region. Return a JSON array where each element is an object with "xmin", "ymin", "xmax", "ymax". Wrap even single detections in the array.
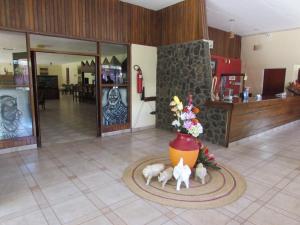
[
  {"xmin": 170, "ymin": 101, "xmax": 176, "ymax": 106},
  {"xmin": 192, "ymin": 107, "xmax": 200, "ymax": 114},
  {"xmin": 208, "ymin": 153, "xmax": 215, "ymax": 160},
  {"xmin": 191, "ymin": 118, "xmax": 199, "ymax": 125},
  {"xmin": 177, "ymin": 102, "xmax": 183, "ymax": 111},
  {"xmin": 172, "ymin": 120, "xmax": 180, "ymax": 127},
  {"xmin": 170, "ymin": 95, "xmax": 203, "ymax": 138},
  {"xmin": 183, "ymin": 120, "xmax": 193, "ymax": 129},
  {"xmin": 171, "ymin": 107, "xmax": 178, "ymax": 112},
  {"xmin": 173, "ymin": 96, "xmax": 180, "ymax": 105},
  {"xmin": 183, "ymin": 107, "xmax": 189, "ymax": 113},
  {"xmin": 188, "ymin": 123, "xmax": 203, "ymax": 137},
  {"xmin": 196, "ymin": 146, "xmax": 220, "ymax": 170},
  {"xmin": 204, "ymin": 148, "xmax": 209, "ymax": 155},
  {"xmin": 184, "ymin": 111, "xmax": 196, "ymax": 120}
]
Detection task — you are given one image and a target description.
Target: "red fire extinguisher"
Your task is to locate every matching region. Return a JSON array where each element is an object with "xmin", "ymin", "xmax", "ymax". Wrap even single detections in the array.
[{"xmin": 134, "ymin": 65, "xmax": 143, "ymax": 93}]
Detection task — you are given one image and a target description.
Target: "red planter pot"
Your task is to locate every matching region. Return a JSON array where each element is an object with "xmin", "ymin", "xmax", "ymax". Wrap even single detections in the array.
[{"xmin": 169, "ymin": 133, "xmax": 200, "ymax": 168}]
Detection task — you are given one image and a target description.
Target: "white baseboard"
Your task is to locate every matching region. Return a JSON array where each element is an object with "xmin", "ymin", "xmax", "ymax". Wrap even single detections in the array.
[
  {"xmin": 0, "ymin": 144, "xmax": 37, "ymax": 155},
  {"xmin": 131, "ymin": 125, "xmax": 155, "ymax": 133},
  {"xmin": 102, "ymin": 129, "xmax": 131, "ymax": 137}
]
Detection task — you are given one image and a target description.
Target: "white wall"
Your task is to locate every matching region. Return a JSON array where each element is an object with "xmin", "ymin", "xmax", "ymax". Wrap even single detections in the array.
[
  {"xmin": 61, "ymin": 62, "xmax": 81, "ymax": 85},
  {"xmin": 0, "ymin": 63, "xmax": 13, "ymax": 74},
  {"xmin": 241, "ymin": 28, "xmax": 300, "ymax": 95},
  {"xmin": 131, "ymin": 44, "xmax": 157, "ymax": 129}
]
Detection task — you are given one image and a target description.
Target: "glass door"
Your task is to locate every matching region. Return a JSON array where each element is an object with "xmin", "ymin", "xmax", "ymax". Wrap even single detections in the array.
[
  {"xmin": 100, "ymin": 43, "xmax": 130, "ymax": 133},
  {"xmin": 0, "ymin": 30, "xmax": 33, "ymax": 142},
  {"xmin": 30, "ymin": 34, "xmax": 99, "ymax": 146}
]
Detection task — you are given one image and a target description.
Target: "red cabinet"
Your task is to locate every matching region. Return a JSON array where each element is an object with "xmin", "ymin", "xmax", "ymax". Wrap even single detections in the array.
[{"xmin": 211, "ymin": 55, "xmax": 241, "ymax": 95}]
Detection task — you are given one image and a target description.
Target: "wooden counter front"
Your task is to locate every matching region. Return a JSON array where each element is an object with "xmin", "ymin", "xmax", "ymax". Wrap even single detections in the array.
[{"xmin": 205, "ymin": 96, "xmax": 300, "ymax": 146}]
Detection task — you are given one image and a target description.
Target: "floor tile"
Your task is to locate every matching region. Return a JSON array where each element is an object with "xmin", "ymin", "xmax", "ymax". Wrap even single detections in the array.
[
  {"xmin": 80, "ymin": 215, "xmax": 112, "ymax": 225},
  {"xmin": 114, "ymin": 199, "xmax": 162, "ymax": 225},
  {"xmin": 267, "ymin": 192, "xmax": 300, "ymax": 217},
  {"xmin": 0, "ymin": 191, "xmax": 39, "ymax": 219},
  {"xmin": 0, "ymin": 103, "xmax": 299, "ymax": 225},
  {"xmin": 248, "ymin": 206, "xmax": 299, "ymax": 225},
  {"xmin": 179, "ymin": 209, "xmax": 231, "ymax": 225},
  {"xmin": 51, "ymin": 196, "xmax": 99, "ymax": 224},
  {"xmin": 0, "ymin": 210, "xmax": 48, "ymax": 225},
  {"xmin": 93, "ymin": 181, "xmax": 134, "ymax": 205},
  {"xmin": 41, "ymin": 181, "xmax": 82, "ymax": 205}
]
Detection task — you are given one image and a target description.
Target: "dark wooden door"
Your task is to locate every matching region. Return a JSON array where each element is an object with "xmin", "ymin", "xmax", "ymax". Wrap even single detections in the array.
[
  {"xmin": 298, "ymin": 69, "xmax": 300, "ymax": 82},
  {"xmin": 30, "ymin": 51, "xmax": 41, "ymax": 147},
  {"xmin": 262, "ymin": 68, "xmax": 286, "ymax": 96},
  {"xmin": 66, "ymin": 68, "xmax": 70, "ymax": 84}
]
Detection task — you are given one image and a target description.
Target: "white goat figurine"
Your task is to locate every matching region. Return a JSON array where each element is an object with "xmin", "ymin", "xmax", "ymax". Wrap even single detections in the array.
[
  {"xmin": 142, "ymin": 164, "xmax": 165, "ymax": 185},
  {"xmin": 195, "ymin": 163, "xmax": 207, "ymax": 184},
  {"xmin": 173, "ymin": 158, "xmax": 191, "ymax": 191},
  {"xmin": 158, "ymin": 167, "xmax": 173, "ymax": 188}
]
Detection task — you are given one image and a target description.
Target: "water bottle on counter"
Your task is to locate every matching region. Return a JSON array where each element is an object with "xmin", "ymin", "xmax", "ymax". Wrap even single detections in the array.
[
  {"xmin": 256, "ymin": 94, "xmax": 262, "ymax": 101},
  {"xmin": 243, "ymin": 87, "xmax": 250, "ymax": 102}
]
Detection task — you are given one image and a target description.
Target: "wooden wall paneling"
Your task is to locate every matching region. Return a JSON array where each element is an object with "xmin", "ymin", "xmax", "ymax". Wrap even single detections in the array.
[
  {"xmin": 0, "ymin": 0, "xmax": 6, "ymax": 27},
  {"xmin": 0, "ymin": 0, "xmax": 208, "ymax": 47},
  {"xmin": 159, "ymin": 0, "xmax": 207, "ymax": 45},
  {"xmin": 119, "ymin": 2, "xmax": 130, "ymax": 43},
  {"xmin": 201, "ymin": 0, "xmax": 209, "ymax": 39},
  {"xmin": 0, "ymin": 0, "xmax": 34, "ymax": 30},
  {"xmin": 130, "ymin": 5, "xmax": 144, "ymax": 45},
  {"xmin": 151, "ymin": 10, "xmax": 162, "ymax": 46},
  {"xmin": 208, "ymin": 26, "xmax": 241, "ymax": 58}
]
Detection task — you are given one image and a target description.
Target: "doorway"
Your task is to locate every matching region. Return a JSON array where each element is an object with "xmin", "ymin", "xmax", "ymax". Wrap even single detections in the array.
[
  {"xmin": 30, "ymin": 34, "xmax": 100, "ymax": 147},
  {"xmin": 262, "ymin": 68, "xmax": 286, "ymax": 96},
  {"xmin": 32, "ymin": 52, "xmax": 99, "ymax": 146}
]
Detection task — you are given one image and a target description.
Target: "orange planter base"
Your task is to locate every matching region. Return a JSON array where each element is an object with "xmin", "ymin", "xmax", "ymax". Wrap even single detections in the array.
[{"xmin": 169, "ymin": 147, "xmax": 199, "ymax": 169}]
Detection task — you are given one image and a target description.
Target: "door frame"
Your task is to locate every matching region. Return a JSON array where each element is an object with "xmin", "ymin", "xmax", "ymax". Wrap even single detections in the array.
[{"xmin": 30, "ymin": 50, "xmax": 101, "ymax": 147}]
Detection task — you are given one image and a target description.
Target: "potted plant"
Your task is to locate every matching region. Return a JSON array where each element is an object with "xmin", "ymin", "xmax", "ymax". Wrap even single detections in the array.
[{"xmin": 169, "ymin": 95, "xmax": 203, "ymax": 168}]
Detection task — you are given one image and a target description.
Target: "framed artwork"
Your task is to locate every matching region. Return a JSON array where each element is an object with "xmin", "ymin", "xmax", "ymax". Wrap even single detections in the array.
[
  {"xmin": 0, "ymin": 88, "xmax": 33, "ymax": 140},
  {"xmin": 210, "ymin": 59, "xmax": 217, "ymax": 76},
  {"xmin": 102, "ymin": 87, "xmax": 128, "ymax": 126}
]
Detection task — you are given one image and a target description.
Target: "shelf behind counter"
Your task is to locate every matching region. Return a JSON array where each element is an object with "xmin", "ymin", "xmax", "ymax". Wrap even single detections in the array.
[{"xmin": 205, "ymin": 96, "xmax": 300, "ymax": 147}]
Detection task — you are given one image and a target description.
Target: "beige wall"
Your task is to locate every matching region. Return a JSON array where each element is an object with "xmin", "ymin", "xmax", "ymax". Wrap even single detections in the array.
[
  {"xmin": 0, "ymin": 63, "xmax": 13, "ymax": 74},
  {"xmin": 37, "ymin": 61, "xmax": 95, "ymax": 88},
  {"xmin": 241, "ymin": 28, "xmax": 300, "ymax": 95},
  {"xmin": 61, "ymin": 62, "xmax": 81, "ymax": 85},
  {"xmin": 131, "ymin": 44, "xmax": 157, "ymax": 129}
]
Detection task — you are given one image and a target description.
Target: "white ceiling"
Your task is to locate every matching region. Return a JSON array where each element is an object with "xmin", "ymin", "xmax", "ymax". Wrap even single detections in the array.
[
  {"xmin": 121, "ymin": 0, "xmax": 300, "ymax": 36},
  {"xmin": 206, "ymin": 0, "xmax": 300, "ymax": 36},
  {"xmin": 120, "ymin": 0, "xmax": 183, "ymax": 10},
  {"xmin": 36, "ymin": 53, "xmax": 94, "ymax": 65},
  {"xmin": 0, "ymin": 31, "xmax": 127, "ymax": 64}
]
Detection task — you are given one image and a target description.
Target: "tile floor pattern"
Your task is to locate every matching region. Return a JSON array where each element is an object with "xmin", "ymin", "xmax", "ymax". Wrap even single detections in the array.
[
  {"xmin": 40, "ymin": 95, "xmax": 97, "ymax": 145},
  {"xmin": 0, "ymin": 125, "xmax": 300, "ymax": 225}
]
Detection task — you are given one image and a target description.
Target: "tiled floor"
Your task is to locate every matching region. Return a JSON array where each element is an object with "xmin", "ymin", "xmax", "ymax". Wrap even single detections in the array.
[
  {"xmin": 0, "ymin": 123, "xmax": 300, "ymax": 225},
  {"xmin": 40, "ymin": 95, "xmax": 97, "ymax": 145}
]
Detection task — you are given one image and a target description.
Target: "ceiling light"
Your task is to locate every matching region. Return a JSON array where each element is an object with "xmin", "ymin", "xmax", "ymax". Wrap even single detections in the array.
[
  {"xmin": 2, "ymin": 47, "xmax": 16, "ymax": 51},
  {"xmin": 228, "ymin": 19, "xmax": 235, "ymax": 39}
]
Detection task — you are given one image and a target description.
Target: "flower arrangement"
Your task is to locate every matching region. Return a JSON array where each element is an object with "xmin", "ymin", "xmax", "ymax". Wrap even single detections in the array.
[
  {"xmin": 170, "ymin": 95, "xmax": 203, "ymax": 138},
  {"xmin": 196, "ymin": 145, "xmax": 220, "ymax": 170},
  {"xmin": 287, "ymin": 80, "xmax": 300, "ymax": 95}
]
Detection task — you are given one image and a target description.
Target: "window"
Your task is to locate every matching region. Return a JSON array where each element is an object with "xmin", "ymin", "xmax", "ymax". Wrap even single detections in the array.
[{"xmin": 0, "ymin": 30, "xmax": 33, "ymax": 140}]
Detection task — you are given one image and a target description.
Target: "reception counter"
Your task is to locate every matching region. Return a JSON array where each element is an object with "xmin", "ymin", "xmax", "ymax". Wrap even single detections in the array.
[{"xmin": 205, "ymin": 96, "xmax": 300, "ymax": 147}]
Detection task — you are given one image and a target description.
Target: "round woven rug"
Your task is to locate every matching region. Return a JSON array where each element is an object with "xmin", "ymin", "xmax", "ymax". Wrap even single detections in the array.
[{"xmin": 123, "ymin": 154, "xmax": 247, "ymax": 209}]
